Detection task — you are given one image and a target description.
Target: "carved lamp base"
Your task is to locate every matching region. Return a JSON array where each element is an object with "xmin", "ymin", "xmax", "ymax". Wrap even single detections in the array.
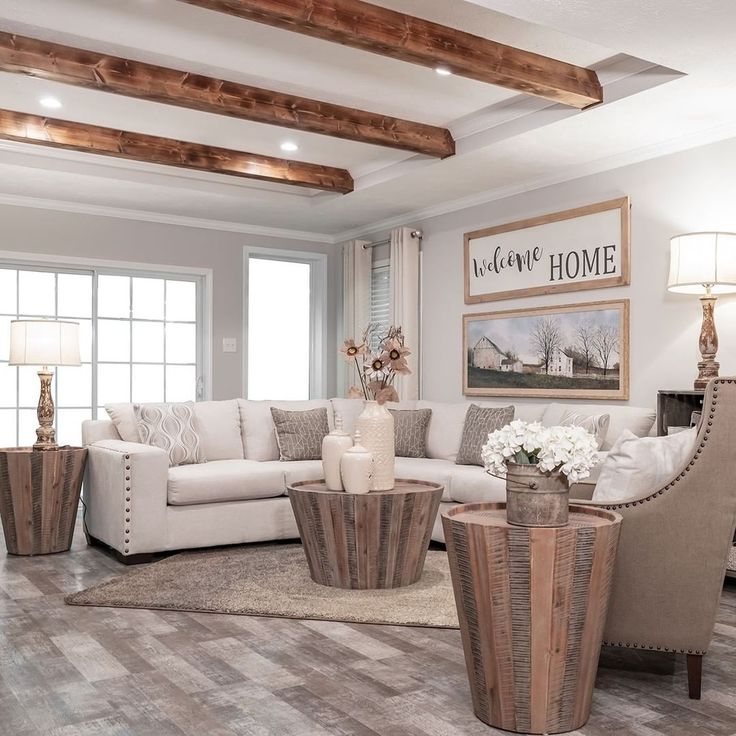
[
  {"xmin": 695, "ymin": 293, "xmax": 720, "ymax": 391},
  {"xmin": 33, "ymin": 368, "xmax": 58, "ymax": 452}
]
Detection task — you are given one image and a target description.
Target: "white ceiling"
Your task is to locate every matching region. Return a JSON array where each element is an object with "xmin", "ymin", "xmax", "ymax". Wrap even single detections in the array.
[{"xmin": 0, "ymin": 0, "xmax": 734, "ymax": 240}]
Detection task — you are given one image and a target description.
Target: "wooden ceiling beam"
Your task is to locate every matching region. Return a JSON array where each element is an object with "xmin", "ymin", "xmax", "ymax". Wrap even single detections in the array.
[
  {"xmin": 0, "ymin": 32, "xmax": 454, "ymax": 159},
  {"xmin": 178, "ymin": 0, "xmax": 602, "ymax": 109},
  {"xmin": 0, "ymin": 109, "xmax": 354, "ymax": 193}
]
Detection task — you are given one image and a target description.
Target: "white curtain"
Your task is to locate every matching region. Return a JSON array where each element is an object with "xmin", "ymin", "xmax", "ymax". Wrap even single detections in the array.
[
  {"xmin": 390, "ymin": 227, "xmax": 420, "ymax": 401},
  {"xmin": 341, "ymin": 239, "xmax": 372, "ymax": 396}
]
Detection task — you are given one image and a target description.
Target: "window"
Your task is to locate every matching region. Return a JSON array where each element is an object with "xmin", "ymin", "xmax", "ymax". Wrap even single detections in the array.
[
  {"xmin": 369, "ymin": 259, "xmax": 391, "ymax": 351},
  {"xmin": 0, "ymin": 262, "xmax": 206, "ymax": 447},
  {"xmin": 245, "ymin": 249, "xmax": 327, "ymax": 400}
]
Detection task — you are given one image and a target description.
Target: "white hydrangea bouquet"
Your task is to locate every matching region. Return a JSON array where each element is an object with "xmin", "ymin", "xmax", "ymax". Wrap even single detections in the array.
[{"xmin": 481, "ymin": 420, "xmax": 600, "ymax": 485}]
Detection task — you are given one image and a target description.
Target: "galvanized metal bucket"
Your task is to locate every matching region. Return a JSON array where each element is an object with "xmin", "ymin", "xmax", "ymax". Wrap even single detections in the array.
[{"xmin": 505, "ymin": 462, "xmax": 569, "ymax": 527}]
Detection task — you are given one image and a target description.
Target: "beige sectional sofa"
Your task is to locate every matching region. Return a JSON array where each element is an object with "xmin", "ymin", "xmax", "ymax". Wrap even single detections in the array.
[{"xmin": 81, "ymin": 397, "xmax": 656, "ymax": 561}]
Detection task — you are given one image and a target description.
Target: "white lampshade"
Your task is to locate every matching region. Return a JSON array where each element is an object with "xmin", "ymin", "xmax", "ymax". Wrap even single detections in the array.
[
  {"xmin": 8, "ymin": 320, "xmax": 81, "ymax": 367},
  {"xmin": 668, "ymin": 232, "xmax": 736, "ymax": 294}
]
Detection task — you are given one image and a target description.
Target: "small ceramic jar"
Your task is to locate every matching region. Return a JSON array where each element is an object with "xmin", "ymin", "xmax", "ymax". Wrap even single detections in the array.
[
  {"xmin": 340, "ymin": 431, "xmax": 373, "ymax": 495},
  {"xmin": 322, "ymin": 414, "xmax": 353, "ymax": 491}
]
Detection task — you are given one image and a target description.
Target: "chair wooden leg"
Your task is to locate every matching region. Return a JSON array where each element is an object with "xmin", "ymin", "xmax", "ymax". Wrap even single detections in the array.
[{"xmin": 687, "ymin": 654, "xmax": 702, "ymax": 699}]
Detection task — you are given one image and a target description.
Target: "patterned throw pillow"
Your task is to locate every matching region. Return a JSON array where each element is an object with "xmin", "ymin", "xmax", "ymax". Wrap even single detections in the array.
[
  {"xmin": 270, "ymin": 407, "xmax": 330, "ymax": 461},
  {"xmin": 389, "ymin": 409, "xmax": 432, "ymax": 458},
  {"xmin": 135, "ymin": 403, "xmax": 203, "ymax": 467},
  {"xmin": 559, "ymin": 409, "xmax": 610, "ymax": 448},
  {"xmin": 456, "ymin": 404, "xmax": 515, "ymax": 466}
]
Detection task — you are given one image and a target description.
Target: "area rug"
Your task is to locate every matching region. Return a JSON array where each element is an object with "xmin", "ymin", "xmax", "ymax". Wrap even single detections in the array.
[{"xmin": 66, "ymin": 543, "xmax": 459, "ymax": 628}]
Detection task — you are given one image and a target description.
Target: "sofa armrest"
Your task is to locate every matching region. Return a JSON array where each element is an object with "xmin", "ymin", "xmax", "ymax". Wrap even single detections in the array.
[{"xmin": 84, "ymin": 440, "xmax": 169, "ymax": 557}]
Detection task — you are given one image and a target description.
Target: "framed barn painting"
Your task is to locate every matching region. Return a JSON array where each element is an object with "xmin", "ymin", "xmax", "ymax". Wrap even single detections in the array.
[
  {"xmin": 464, "ymin": 197, "xmax": 630, "ymax": 304},
  {"xmin": 463, "ymin": 299, "xmax": 630, "ymax": 400}
]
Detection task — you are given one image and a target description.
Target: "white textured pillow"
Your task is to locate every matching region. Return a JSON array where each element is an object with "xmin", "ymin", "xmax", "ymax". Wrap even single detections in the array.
[
  {"xmin": 559, "ymin": 409, "xmax": 610, "ymax": 448},
  {"xmin": 135, "ymin": 402, "xmax": 204, "ymax": 467},
  {"xmin": 592, "ymin": 427, "xmax": 698, "ymax": 503}
]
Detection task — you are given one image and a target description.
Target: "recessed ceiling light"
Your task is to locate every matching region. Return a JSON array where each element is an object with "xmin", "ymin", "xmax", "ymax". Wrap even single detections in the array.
[
  {"xmin": 435, "ymin": 67, "xmax": 453, "ymax": 77},
  {"xmin": 280, "ymin": 141, "xmax": 299, "ymax": 152},
  {"xmin": 39, "ymin": 96, "xmax": 62, "ymax": 109}
]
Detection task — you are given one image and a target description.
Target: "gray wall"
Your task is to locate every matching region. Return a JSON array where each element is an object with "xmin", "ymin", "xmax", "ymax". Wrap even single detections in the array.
[
  {"xmin": 411, "ymin": 137, "xmax": 736, "ymax": 408},
  {"xmin": 0, "ymin": 205, "xmax": 342, "ymax": 400}
]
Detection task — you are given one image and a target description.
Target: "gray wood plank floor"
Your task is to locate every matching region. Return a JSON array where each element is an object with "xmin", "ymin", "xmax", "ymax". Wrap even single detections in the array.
[{"xmin": 1, "ymin": 516, "xmax": 735, "ymax": 736}]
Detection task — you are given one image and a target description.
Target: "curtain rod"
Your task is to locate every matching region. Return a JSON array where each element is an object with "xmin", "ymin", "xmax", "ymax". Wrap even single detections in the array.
[{"xmin": 361, "ymin": 230, "xmax": 423, "ymax": 249}]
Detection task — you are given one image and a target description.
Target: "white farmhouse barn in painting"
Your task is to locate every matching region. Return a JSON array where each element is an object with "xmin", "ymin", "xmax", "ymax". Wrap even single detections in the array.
[{"xmin": 472, "ymin": 336, "xmax": 506, "ymax": 370}]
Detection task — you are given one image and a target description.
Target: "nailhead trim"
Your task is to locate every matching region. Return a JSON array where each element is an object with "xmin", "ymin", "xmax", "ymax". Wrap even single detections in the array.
[
  {"xmin": 123, "ymin": 453, "xmax": 132, "ymax": 555},
  {"xmin": 603, "ymin": 640, "xmax": 706, "ymax": 655},
  {"xmin": 600, "ymin": 379, "xmax": 722, "ymax": 511}
]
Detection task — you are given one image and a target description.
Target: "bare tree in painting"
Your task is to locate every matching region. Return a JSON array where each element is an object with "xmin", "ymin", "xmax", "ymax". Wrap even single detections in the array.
[
  {"xmin": 530, "ymin": 317, "xmax": 562, "ymax": 374},
  {"xmin": 593, "ymin": 326, "xmax": 619, "ymax": 377},
  {"xmin": 575, "ymin": 321, "xmax": 598, "ymax": 374}
]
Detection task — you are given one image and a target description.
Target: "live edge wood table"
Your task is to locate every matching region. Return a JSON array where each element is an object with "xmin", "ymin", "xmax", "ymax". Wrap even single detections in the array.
[
  {"xmin": 288, "ymin": 479, "xmax": 443, "ymax": 590},
  {"xmin": 0, "ymin": 447, "xmax": 87, "ymax": 555},
  {"xmin": 443, "ymin": 502, "xmax": 622, "ymax": 735}
]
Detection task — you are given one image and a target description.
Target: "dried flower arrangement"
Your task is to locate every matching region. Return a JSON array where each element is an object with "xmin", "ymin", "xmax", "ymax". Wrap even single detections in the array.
[{"xmin": 340, "ymin": 325, "xmax": 411, "ymax": 404}]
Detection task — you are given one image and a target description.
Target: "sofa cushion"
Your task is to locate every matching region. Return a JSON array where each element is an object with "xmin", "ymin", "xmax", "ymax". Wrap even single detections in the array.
[
  {"xmin": 238, "ymin": 400, "xmax": 333, "ymax": 461},
  {"xmin": 559, "ymin": 408, "xmax": 610, "ymax": 448},
  {"xmin": 542, "ymin": 403, "xmax": 656, "ymax": 451},
  {"xmin": 271, "ymin": 407, "xmax": 329, "ymax": 461},
  {"xmin": 456, "ymin": 404, "xmax": 515, "ymax": 466},
  {"xmin": 416, "ymin": 401, "xmax": 468, "ymax": 462},
  {"xmin": 477, "ymin": 400, "xmax": 544, "ymax": 424},
  {"xmin": 167, "ymin": 460, "xmax": 286, "ymax": 505},
  {"xmin": 448, "ymin": 465, "xmax": 507, "ymax": 504},
  {"xmin": 105, "ymin": 403, "xmax": 139, "ymax": 442},
  {"xmin": 136, "ymin": 403, "xmax": 204, "ymax": 467},
  {"xmin": 592, "ymin": 428, "xmax": 698, "ymax": 503},
  {"xmin": 390, "ymin": 408, "xmax": 432, "ymax": 458},
  {"xmin": 278, "ymin": 459, "xmax": 326, "ymax": 487},
  {"xmin": 192, "ymin": 400, "xmax": 244, "ymax": 461},
  {"xmin": 394, "ymin": 457, "xmax": 454, "ymax": 502}
]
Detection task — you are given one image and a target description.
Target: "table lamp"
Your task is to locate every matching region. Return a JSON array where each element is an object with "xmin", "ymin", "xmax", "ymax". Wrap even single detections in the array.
[
  {"xmin": 668, "ymin": 232, "xmax": 736, "ymax": 389},
  {"xmin": 8, "ymin": 320, "xmax": 81, "ymax": 450}
]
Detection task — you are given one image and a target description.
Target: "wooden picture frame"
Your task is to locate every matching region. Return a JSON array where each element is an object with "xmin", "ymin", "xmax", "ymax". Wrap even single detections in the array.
[
  {"xmin": 463, "ymin": 299, "xmax": 630, "ymax": 400},
  {"xmin": 464, "ymin": 197, "xmax": 631, "ymax": 304}
]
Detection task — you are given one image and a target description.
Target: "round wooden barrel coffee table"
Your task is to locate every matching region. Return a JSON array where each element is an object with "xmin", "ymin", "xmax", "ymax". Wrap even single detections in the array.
[
  {"xmin": 442, "ymin": 502, "xmax": 622, "ymax": 735},
  {"xmin": 288, "ymin": 479, "xmax": 443, "ymax": 590}
]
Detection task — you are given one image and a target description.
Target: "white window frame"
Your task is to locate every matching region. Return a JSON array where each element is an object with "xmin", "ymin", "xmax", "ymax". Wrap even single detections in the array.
[
  {"xmin": 0, "ymin": 250, "xmax": 213, "ymax": 414},
  {"xmin": 243, "ymin": 246, "xmax": 327, "ymax": 399}
]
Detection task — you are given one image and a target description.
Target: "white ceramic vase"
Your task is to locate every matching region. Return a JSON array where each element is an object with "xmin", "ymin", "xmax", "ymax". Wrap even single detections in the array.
[
  {"xmin": 321, "ymin": 415, "xmax": 353, "ymax": 491},
  {"xmin": 355, "ymin": 400, "xmax": 395, "ymax": 491},
  {"xmin": 340, "ymin": 431, "xmax": 373, "ymax": 495}
]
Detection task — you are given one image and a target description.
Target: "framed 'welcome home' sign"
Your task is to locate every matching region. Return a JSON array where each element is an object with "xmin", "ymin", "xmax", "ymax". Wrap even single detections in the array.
[{"xmin": 464, "ymin": 197, "xmax": 630, "ymax": 304}]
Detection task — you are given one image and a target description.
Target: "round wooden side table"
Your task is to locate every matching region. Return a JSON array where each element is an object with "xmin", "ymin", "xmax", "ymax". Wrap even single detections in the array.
[
  {"xmin": 442, "ymin": 502, "xmax": 622, "ymax": 735},
  {"xmin": 0, "ymin": 447, "xmax": 87, "ymax": 555},
  {"xmin": 288, "ymin": 479, "xmax": 443, "ymax": 590}
]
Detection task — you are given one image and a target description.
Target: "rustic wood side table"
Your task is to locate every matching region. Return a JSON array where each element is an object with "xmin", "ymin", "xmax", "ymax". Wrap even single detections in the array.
[
  {"xmin": 288, "ymin": 479, "xmax": 443, "ymax": 590},
  {"xmin": 443, "ymin": 502, "xmax": 622, "ymax": 735},
  {"xmin": 0, "ymin": 447, "xmax": 87, "ymax": 555}
]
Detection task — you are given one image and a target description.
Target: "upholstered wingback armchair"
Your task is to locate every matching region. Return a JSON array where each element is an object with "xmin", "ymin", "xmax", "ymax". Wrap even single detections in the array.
[{"xmin": 572, "ymin": 378, "xmax": 736, "ymax": 699}]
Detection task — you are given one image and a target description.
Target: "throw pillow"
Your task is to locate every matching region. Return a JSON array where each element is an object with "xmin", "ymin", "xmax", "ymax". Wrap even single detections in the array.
[
  {"xmin": 135, "ymin": 402, "xmax": 204, "ymax": 467},
  {"xmin": 559, "ymin": 409, "xmax": 610, "ymax": 448},
  {"xmin": 456, "ymin": 404, "xmax": 515, "ymax": 466},
  {"xmin": 105, "ymin": 403, "xmax": 140, "ymax": 442},
  {"xmin": 592, "ymin": 427, "xmax": 698, "ymax": 503},
  {"xmin": 389, "ymin": 409, "xmax": 432, "ymax": 458},
  {"xmin": 270, "ymin": 407, "xmax": 330, "ymax": 461}
]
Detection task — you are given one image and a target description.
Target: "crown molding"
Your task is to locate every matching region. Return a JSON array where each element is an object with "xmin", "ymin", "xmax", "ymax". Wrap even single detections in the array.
[
  {"xmin": 333, "ymin": 118, "xmax": 736, "ymax": 243},
  {"xmin": 0, "ymin": 192, "xmax": 335, "ymax": 244}
]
